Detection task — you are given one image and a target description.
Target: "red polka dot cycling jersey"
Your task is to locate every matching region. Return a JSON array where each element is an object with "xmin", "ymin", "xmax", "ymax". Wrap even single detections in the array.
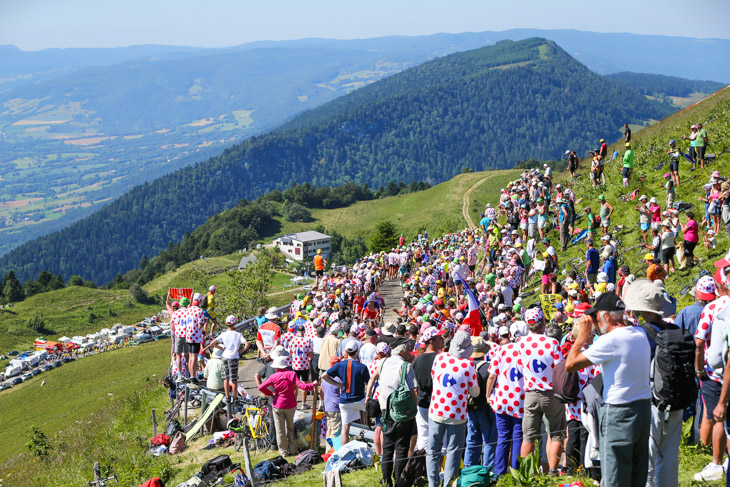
[
  {"xmin": 429, "ymin": 352, "xmax": 476, "ymax": 423},
  {"xmin": 488, "ymin": 343, "xmax": 525, "ymax": 418},
  {"xmin": 288, "ymin": 336, "xmax": 313, "ymax": 371},
  {"xmin": 280, "ymin": 332, "xmax": 296, "ymax": 352},
  {"xmin": 368, "ymin": 358, "xmax": 385, "ymax": 400},
  {"xmin": 177, "ymin": 306, "xmax": 206, "ymax": 344},
  {"xmin": 170, "ymin": 308, "xmax": 187, "ymax": 338},
  {"xmin": 516, "ymin": 334, "xmax": 562, "ymax": 392},
  {"xmin": 566, "ymin": 365, "xmax": 600, "ymax": 421},
  {"xmin": 694, "ymin": 295, "xmax": 730, "ymax": 383}
]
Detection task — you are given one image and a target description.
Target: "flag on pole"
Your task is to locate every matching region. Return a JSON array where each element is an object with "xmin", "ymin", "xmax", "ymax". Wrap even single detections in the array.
[{"xmin": 457, "ymin": 270, "xmax": 482, "ymax": 336}]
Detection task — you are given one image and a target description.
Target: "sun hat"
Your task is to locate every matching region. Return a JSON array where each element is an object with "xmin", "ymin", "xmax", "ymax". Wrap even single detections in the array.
[
  {"xmin": 525, "ymin": 307, "xmax": 544, "ymax": 325},
  {"xmin": 644, "ymin": 253, "xmax": 654, "ymax": 261},
  {"xmin": 449, "ymin": 331, "xmax": 474, "ymax": 359},
  {"xmin": 271, "ymin": 355, "xmax": 290, "ymax": 369},
  {"xmin": 225, "ymin": 315, "xmax": 237, "ymax": 325},
  {"xmin": 623, "ymin": 279, "xmax": 672, "ymax": 316},
  {"xmin": 565, "ymin": 150, "xmax": 571, "ymax": 155},
  {"xmin": 471, "ymin": 337, "xmax": 490, "ymax": 359},
  {"xmin": 179, "ymin": 297, "xmax": 190, "ymax": 307},
  {"xmin": 265, "ymin": 306, "xmax": 279, "ymax": 320},
  {"xmin": 381, "ymin": 322, "xmax": 397, "ymax": 336},
  {"xmin": 211, "ymin": 348, "xmax": 224, "ymax": 359},
  {"xmin": 598, "ymin": 195, "xmax": 605, "ymax": 201},
  {"xmin": 712, "ymin": 170, "xmax": 721, "ymax": 178}
]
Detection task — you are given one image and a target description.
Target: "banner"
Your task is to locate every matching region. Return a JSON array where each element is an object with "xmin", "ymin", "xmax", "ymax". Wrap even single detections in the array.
[
  {"xmin": 169, "ymin": 288, "xmax": 193, "ymax": 300},
  {"xmin": 540, "ymin": 294, "xmax": 562, "ymax": 320}
]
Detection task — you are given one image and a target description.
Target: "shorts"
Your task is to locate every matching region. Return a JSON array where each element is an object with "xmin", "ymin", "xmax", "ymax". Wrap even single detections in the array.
[
  {"xmin": 325, "ymin": 411, "xmax": 342, "ymax": 438},
  {"xmin": 469, "ymin": 264, "xmax": 476, "ymax": 273},
  {"xmin": 528, "ymin": 223, "xmax": 537, "ymax": 236},
  {"xmin": 221, "ymin": 359, "xmax": 239, "ymax": 382},
  {"xmin": 339, "ymin": 399, "xmax": 366, "ymax": 425},
  {"xmin": 697, "ymin": 146, "xmax": 706, "ymax": 160},
  {"xmin": 601, "ymin": 219, "xmax": 610, "ymax": 228},
  {"xmin": 185, "ymin": 342, "xmax": 201, "ymax": 354},
  {"xmin": 569, "ymin": 162, "xmax": 577, "ymax": 172},
  {"xmin": 701, "ymin": 379, "xmax": 721, "ymax": 420},
  {"xmin": 640, "ymin": 223, "xmax": 650, "ymax": 231},
  {"xmin": 586, "ymin": 273, "xmax": 597, "ymax": 285},
  {"xmin": 622, "ymin": 167, "xmax": 632, "ymax": 178},
  {"xmin": 669, "ymin": 160, "xmax": 679, "ymax": 172},
  {"xmin": 538, "ymin": 218, "xmax": 547, "ymax": 229},
  {"xmin": 295, "ymin": 369, "xmax": 310, "ymax": 382},
  {"xmin": 660, "ymin": 247, "xmax": 675, "ymax": 264},
  {"xmin": 523, "ymin": 390, "xmax": 567, "ymax": 441},
  {"xmin": 173, "ymin": 336, "xmax": 186, "ymax": 354},
  {"xmin": 311, "ymin": 354, "xmax": 320, "ymax": 380},
  {"xmin": 520, "ymin": 222, "xmax": 528, "ymax": 230},
  {"xmin": 315, "ymin": 270, "xmax": 324, "ymax": 277},
  {"xmin": 651, "ymin": 222, "xmax": 660, "ymax": 230}
]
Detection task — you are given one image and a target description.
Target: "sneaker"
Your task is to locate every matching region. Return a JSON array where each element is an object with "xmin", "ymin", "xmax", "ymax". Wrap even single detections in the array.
[{"xmin": 694, "ymin": 461, "xmax": 724, "ymax": 481}]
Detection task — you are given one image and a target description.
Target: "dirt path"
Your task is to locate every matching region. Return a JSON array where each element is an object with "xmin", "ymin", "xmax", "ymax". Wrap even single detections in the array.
[{"xmin": 462, "ymin": 174, "xmax": 494, "ymax": 228}]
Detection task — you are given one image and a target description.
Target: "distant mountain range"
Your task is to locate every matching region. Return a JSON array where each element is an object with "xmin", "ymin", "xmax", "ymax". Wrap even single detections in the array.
[
  {"xmin": 0, "ymin": 29, "xmax": 727, "ymax": 256},
  {"xmin": 0, "ymin": 38, "xmax": 680, "ymax": 283}
]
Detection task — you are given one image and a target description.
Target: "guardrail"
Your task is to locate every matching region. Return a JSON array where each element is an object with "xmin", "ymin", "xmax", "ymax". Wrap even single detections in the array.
[{"xmin": 234, "ymin": 304, "xmax": 292, "ymax": 334}]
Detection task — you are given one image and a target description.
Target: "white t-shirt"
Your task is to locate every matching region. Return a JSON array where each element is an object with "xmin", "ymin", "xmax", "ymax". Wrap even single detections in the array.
[
  {"xmin": 359, "ymin": 342, "xmax": 377, "ymax": 368},
  {"xmin": 583, "ymin": 326, "xmax": 651, "ymax": 405},
  {"xmin": 217, "ymin": 330, "xmax": 247, "ymax": 360},
  {"xmin": 501, "ymin": 286, "xmax": 514, "ymax": 307}
]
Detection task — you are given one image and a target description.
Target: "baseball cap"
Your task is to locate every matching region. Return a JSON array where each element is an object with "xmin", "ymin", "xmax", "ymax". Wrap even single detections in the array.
[
  {"xmin": 209, "ymin": 285, "xmax": 217, "ymax": 292},
  {"xmin": 345, "ymin": 339, "xmax": 359, "ymax": 353},
  {"xmin": 585, "ymin": 293, "xmax": 626, "ymax": 316},
  {"xmin": 225, "ymin": 315, "xmax": 237, "ymax": 325},
  {"xmin": 570, "ymin": 302, "xmax": 592, "ymax": 319},
  {"xmin": 192, "ymin": 292, "xmax": 203, "ymax": 303},
  {"xmin": 713, "ymin": 249, "xmax": 730, "ymax": 269},
  {"xmin": 376, "ymin": 342, "xmax": 391, "ymax": 355},
  {"xmin": 421, "ymin": 326, "xmax": 446, "ymax": 343},
  {"xmin": 525, "ymin": 308, "xmax": 544, "ymax": 324},
  {"xmin": 498, "ymin": 326, "xmax": 510, "ymax": 337},
  {"xmin": 287, "ymin": 321, "xmax": 297, "ymax": 331}
]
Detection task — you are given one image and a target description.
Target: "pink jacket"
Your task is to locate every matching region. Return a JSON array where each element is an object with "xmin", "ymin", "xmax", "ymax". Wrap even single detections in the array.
[{"xmin": 258, "ymin": 370, "xmax": 315, "ymax": 409}]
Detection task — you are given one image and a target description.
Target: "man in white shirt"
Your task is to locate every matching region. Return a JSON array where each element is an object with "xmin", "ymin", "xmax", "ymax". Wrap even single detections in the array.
[
  {"xmin": 566, "ymin": 293, "xmax": 651, "ymax": 487},
  {"xmin": 359, "ymin": 328, "xmax": 378, "ymax": 368}
]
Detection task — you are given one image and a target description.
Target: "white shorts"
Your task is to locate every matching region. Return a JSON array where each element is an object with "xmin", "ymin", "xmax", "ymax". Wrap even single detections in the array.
[{"xmin": 339, "ymin": 399, "xmax": 366, "ymax": 425}]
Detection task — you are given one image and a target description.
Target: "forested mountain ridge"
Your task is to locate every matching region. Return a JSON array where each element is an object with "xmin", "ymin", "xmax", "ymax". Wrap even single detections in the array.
[{"xmin": 0, "ymin": 38, "xmax": 676, "ymax": 283}]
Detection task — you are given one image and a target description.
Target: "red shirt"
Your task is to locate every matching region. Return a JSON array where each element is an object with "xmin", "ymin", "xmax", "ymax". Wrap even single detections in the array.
[{"xmin": 257, "ymin": 322, "xmax": 281, "ymax": 353}]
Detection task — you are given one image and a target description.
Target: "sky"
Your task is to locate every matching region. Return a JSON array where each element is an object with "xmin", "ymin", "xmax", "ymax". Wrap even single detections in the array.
[{"xmin": 2, "ymin": 0, "xmax": 730, "ymax": 51}]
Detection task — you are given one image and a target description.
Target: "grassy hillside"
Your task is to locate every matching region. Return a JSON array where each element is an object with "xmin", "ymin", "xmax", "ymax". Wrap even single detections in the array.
[
  {"xmin": 542, "ymin": 87, "xmax": 730, "ymax": 308},
  {"xmin": 0, "ymin": 339, "xmax": 170, "ymax": 463},
  {"xmin": 0, "ymin": 286, "xmax": 160, "ymax": 354}
]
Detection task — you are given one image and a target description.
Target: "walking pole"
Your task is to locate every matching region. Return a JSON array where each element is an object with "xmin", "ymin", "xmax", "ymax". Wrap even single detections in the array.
[{"xmin": 310, "ymin": 382, "xmax": 319, "ymax": 451}]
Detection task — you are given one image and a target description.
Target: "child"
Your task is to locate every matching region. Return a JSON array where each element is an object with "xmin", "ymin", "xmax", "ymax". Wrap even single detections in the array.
[
  {"xmin": 663, "ymin": 173, "xmax": 675, "ymax": 211},
  {"xmin": 704, "ymin": 230, "xmax": 717, "ymax": 250},
  {"xmin": 205, "ymin": 315, "xmax": 249, "ymax": 401}
]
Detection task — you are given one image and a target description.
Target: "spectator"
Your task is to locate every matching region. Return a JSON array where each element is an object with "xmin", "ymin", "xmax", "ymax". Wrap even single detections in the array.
[
  {"xmin": 517, "ymin": 308, "xmax": 565, "ymax": 475},
  {"xmin": 203, "ymin": 348, "xmax": 224, "ymax": 392},
  {"xmin": 204, "ymin": 315, "xmax": 248, "ymax": 401},
  {"xmin": 322, "ymin": 341, "xmax": 370, "ymax": 446},
  {"xmin": 256, "ymin": 307, "xmax": 282, "ymax": 361},
  {"xmin": 623, "ymin": 143, "xmax": 634, "ymax": 187},
  {"xmin": 683, "ymin": 211, "xmax": 700, "ymax": 267},
  {"xmin": 585, "ymin": 239, "xmax": 600, "ymax": 287},
  {"xmin": 412, "ymin": 326, "xmax": 445, "ymax": 450},
  {"xmin": 358, "ymin": 328, "xmax": 378, "ymax": 368},
  {"xmin": 321, "ymin": 356, "xmax": 342, "ymax": 447},
  {"xmin": 258, "ymin": 352, "xmax": 317, "ymax": 457},
  {"xmin": 318, "ymin": 323, "xmax": 341, "ymax": 375},
  {"xmin": 565, "ymin": 292, "xmax": 651, "ymax": 487},
  {"xmin": 465, "ymin": 337, "xmax": 496, "ymax": 470},
  {"xmin": 426, "ymin": 331, "xmax": 479, "ymax": 487},
  {"xmin": 288, "ymin": 323, "xmax": 314, "ymax": 408},
  {"xmin": 598, "ymin": 195, "xmax": 613, "ymax": 236}
]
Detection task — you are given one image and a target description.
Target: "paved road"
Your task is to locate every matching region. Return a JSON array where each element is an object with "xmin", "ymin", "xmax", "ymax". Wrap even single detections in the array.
[{"xmin": 379, "ymin": 279, "xmax": 404, "ymax": 324}]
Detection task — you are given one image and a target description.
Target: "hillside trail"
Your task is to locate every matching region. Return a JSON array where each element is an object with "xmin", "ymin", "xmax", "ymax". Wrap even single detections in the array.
[
  {"xmin": 379, "ymin": 278, "xmax": 404, "ymax": 324},
  {"xmin": 462, "ymin": 173, "xmax": 497, "ymax": 227}
]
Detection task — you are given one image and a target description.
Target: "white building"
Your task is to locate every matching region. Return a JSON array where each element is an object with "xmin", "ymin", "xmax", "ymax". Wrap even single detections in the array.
[{"xmin": 273, "ymin": 231, "xmax": 331, "ymax": 261}]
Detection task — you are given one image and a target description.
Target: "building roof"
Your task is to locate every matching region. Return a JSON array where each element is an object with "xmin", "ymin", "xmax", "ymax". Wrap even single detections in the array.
[{"xmin": 275, "ymin": 231, "xmax": 330, "ymax": 243}]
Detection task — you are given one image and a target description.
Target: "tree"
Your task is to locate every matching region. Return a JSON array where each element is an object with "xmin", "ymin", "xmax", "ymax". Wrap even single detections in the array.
[
  {"xmin": 37, "ymin": 270, "xmax": 53, "ymax": 289},
  {"xmin": 48, "ymin": 274, "xmax": 65, "ymax": 291},
  {"xmin": 83, "ymin": 280, "xmax": 97, "ymax": 289},
  {"xmin": 129, "ymin": 283, "xmax": 151, "ymax": 304},
  {"xmin": 283, "ymin": 202, "xmax": 312, "ymax": 222},
  {"xmin": 369, "ymin": 220, "xmax": 399, "ymax": 253},
  {"xmin": 27, "ymin": 314, "xmax": 51, "ymax": 334},
  {"xmin": 4, "ymin": 271, "xmax": 23, "ymax": 302},
  {"xmin": 67, "ymin": 275, "xmax": 84, "ymax": 286},
  {"xmin": 219, "ymin": 252, "xmax": 273, "ymax": 320},
  {"xmin": 23, "ymin": 279, "xmax": 44, "ymax": 298},
  {"xmin": 26, "ymin": 426, "xmax": 52, "ymax": 459}
]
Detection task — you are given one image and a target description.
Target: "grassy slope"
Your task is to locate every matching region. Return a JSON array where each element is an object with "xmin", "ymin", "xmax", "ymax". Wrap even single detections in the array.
[
  {"xmin": 542, "ymin": 87, "xmax": 730, "ymax": 310},
  {"xmin": 0, "ymin": 286, "xmax": 160, "ymax": 354},
  {"xmin": 0, "ymin": 339, "xmax": 170, "ymax": 463}
]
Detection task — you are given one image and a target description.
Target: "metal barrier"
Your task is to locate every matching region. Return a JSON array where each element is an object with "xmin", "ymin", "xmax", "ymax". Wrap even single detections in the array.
[{"xmin": 234, "ymin": 304, "xmax": 292, "ymax": 333}]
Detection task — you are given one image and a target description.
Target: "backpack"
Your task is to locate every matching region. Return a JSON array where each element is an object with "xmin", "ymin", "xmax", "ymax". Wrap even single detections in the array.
[
  {"xmin": 552, "ymin": 356, "xmax": 581, "ymax": 404},
  {"xmin": 150, "ymin": 433, "xmax": 171, "ymax": 447},
  {"xmin": 200, "ymin": 455, "xmax": 232, "ymax": 477},
  {"xmin": 639, "ymin": 322, "xmax": 698, "ymax": 411},
  {"xmin": 139, "ymin": 478, "xmax": 164, "ymax": 487},
  {"xmin": 168, "ymin": 431, "xmax": 187, "ymax": 454},
  {"xmin": 198, "ymin": 294, "xmax": 209, "ymax": 309},
  {"xmin": 253, "ymin": 460, "xmax": 278, "ymax": 481},
  {"xmin": 456, "ymin": 465, "xmax": 491, "ymax": 487},
  {"xmin": 395, "ymin": 448, "xmax": 427, "ymax": 487},
  {"xmin": 295, "ymin": 449, "xmax": 322, "ymax": 474},
  {"xmin": 386, "ymin": 362, "xmax": 417, "ymax": 423},
  {"xmin": 467, "ymin": 361, "xmax": 489, "ymax": 410}
]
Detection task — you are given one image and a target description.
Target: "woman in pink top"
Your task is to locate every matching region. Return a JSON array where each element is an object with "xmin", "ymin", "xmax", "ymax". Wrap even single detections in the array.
[
  {"xmin": 682, "ymin": 211, "xmax": 699, "ymax": 266},
  {"xmin": 259, "ymin": 355, "xmax": 317, "ymax": 456},
  {"xmin": 648, "ymin": 197, "xmax": 662, "ymax": 230}
]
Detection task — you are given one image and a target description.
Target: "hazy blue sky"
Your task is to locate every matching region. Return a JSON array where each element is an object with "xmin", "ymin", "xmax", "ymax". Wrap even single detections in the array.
[{"xmin": 2, "ymin": 0, "xmax": 730, "ymax": 50}]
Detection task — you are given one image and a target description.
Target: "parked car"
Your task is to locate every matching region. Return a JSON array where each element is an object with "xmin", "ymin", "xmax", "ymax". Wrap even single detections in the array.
[
  {"xmin": 136, "ymin": 334, "xmax": 155, "ymax": 344},
  {"xmin": 0, "ymin": 383, "xmax": 11, "ymax": 391},
  {"xmin": 0, "ymin": 355, "xmax": 7, "ymax": 360},
  {"xmin": 10, "ymin": 377, "xmax": 22, "ymax": 385},
  {"xmin": 21, "ymin": 372, "xmax": 33, "ymax": 381},
  {"xmin": 8, "ymin": 351, "xmax": 19, "ymax": 356},
  {"xmin": 53, "ymin": 360, "xmax": 62, "ymax": 368}
]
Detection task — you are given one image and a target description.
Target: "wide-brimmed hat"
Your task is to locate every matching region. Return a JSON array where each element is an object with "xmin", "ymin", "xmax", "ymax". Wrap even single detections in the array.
[
  {"xmin": 271, "ymin": 356, "xmax": 290, "ymax": 369},
  {"xmin": 381, "ymin": 322, "xmax": 397, "ymax": 336},
  {"xmin": 623, "ymin": 279, "xmax": 672, "ymax": 316},
  {"xmin": 449, "ymin": 331, "xmax": 473, "ymax": 359},
  {"xmin": 471, "ymin": 337, "xmax": 489, "ymax": 359},
  {"xmin": 265, "ymin": 306, "xmax": 279, "ymax": 320}
]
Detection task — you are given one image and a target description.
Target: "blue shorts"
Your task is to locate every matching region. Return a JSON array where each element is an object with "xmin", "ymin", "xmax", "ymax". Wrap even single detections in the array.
[
  {"xmin": 374, "ymin": 415, "xmax": 382, "ymax": 427},
  {"xmin": 640, "ymin": 223, "xmax": 650, "ymax": 231}
]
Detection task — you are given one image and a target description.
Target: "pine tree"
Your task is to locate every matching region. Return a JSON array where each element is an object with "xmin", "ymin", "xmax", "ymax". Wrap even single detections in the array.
[
  {"xmin": 369, "ymin": 220, "xmax": 399, "ymax": 253},
  {"xmin": 4, "ymin": 271, "xmax": 23, "ymax": 302}
]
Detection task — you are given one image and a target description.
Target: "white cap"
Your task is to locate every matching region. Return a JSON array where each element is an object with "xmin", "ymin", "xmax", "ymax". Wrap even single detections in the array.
[{"xmin": 499, "ymin": 326, "xmax": 510, "ymax": 336}]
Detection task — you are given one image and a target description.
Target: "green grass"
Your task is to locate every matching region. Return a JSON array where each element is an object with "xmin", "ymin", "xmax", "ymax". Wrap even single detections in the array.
[
  {"xmin": 0, "ymin": 286, "xmax": 160, "ymax": 354},
  {"xmin": 538, "ymin": 87, "xmax": 730, "ymax": 309},
  {"xmin": 0, "ymin": 339, "xmax": 170, "ymax": 464},
  {"xmin": 142, "ymin": 253, "xmax": 242, "ymax": 296}
]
